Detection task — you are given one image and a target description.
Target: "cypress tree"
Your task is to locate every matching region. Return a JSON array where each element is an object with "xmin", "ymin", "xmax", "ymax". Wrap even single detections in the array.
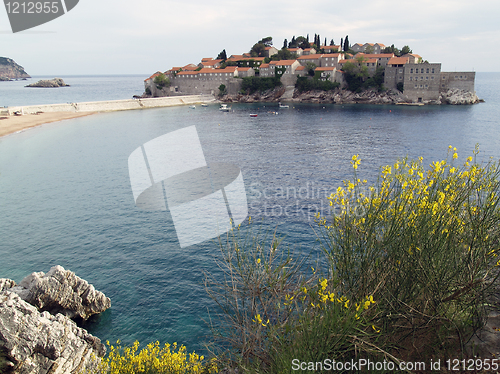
[
  {"xmin": 283, "ymin": 39, "xmax": 288, "ymax": 49},
  {"xmin": 344, "ymin": 35, "xmax": 349, "ymax": 51}
]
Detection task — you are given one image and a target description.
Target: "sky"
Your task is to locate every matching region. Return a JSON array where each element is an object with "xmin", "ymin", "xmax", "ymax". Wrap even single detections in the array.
[{"xmin": 1, "ymin": 0, "xmax": 499, "ymax": 75}]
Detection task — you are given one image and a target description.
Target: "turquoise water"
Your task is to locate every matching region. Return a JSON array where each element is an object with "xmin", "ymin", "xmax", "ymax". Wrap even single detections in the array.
[{"xmin": 0, "ymin": 73, "xmax": 499, "ymax": 354}]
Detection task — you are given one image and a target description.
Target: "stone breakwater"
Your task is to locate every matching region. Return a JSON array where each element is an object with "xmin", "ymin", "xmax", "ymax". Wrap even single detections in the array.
[
  {"xmin": 0, "ymin": 265, "xmax": 110, "ymax": 374},
  {"xmin": 5, "ymin": 94, "xmax": 216, "ymax": 116}
]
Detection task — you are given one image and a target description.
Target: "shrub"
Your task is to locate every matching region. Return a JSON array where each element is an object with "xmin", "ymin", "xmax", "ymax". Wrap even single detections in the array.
[
  {"xmin": 240, "ymin": 77, "xmax": 282, "ymax": 94},
  {"xmin": 93, "ymin": 340, "xmax": 218, "ymax": 374},
  {"xmin": 154, "ymin": 73, "xmax": 170, "ymax": 90},
  {"xmin": 317, "ymin": 145, "xmax": 500, "ymax": 359},
  {"xmin": 295, "ymin": 76, "xmax": 340, "ymax": 92}
]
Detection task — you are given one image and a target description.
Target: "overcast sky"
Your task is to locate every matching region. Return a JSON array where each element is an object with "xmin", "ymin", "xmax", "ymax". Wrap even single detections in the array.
[{"xmin": 1, "ymin": 0, "xmax": 498, "ymax": 75}]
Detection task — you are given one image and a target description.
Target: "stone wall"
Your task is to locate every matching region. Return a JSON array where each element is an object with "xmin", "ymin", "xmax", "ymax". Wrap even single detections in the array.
[{"xmin": 439, "ymin": 72, "xmax": 475, "ymax": 92}]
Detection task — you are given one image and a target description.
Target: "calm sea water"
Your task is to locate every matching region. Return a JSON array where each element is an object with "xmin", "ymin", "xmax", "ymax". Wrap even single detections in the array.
[{"xmin": 0, "ymin": 73, "xmax": 499, "ymax": 354}]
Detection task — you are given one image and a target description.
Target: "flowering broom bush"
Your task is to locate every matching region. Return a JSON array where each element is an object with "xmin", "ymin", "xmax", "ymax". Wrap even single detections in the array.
[
  {"xmin": 317, "ymin": 145, "xmax": 500, "ymax": 359},
  {"xmin": 92, "ymin": 340, "xmax": 218, "ymax": 374}
]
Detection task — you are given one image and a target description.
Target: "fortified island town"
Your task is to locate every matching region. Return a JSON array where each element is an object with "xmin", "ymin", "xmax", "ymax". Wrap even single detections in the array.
[{"xmin": 143, "ymin": 35, "xmax": 479, "ymax": 105}]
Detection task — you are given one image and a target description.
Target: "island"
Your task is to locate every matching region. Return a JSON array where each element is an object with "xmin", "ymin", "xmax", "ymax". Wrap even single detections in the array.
[
  {"xmin": 142, "ymin": 35, "xmax": 479, "ymax": 105},
  {"xmin": 0, "ymin": 57, "xmax": 30, "ymax": 81}
]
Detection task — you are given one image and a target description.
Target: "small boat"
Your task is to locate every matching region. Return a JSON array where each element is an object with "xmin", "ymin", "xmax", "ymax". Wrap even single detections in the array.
[
  {"xmin": 201, "ymin": 103, "xmax": 208, "ymax": 107},
  {"xmin": 219, "ymin": 104, "xmax": 231, "ymax": 112},
  {"xmin": 279, "ymin": 102, "xmax": 289, "ymax": 109},
  {"xmin": 189, "ymin": 105, "xmax": 196, "ymax": 109},
  {"xmin": 249, "ymin": 113, "xmax": 258, "ymax": 117}
]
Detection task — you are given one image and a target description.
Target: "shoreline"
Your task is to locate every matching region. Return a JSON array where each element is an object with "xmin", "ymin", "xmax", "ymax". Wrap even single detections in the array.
[{"xmin": 0, "ymin": 94, "xmax": 216, "ymax": 138}]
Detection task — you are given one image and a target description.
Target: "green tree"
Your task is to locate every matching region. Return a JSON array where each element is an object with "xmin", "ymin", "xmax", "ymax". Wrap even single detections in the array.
[
  {"xmin": 343, "ymin": 35, "xmax": 349, "ymax": 52},
  {"xmin": 258, "ymin": 36, "xmax": 273, "ymax": 46},
  {"xmin": 289, "ymin": 36, "xmax": 296, "ymax": 48},
  {"xmin": 153, "ymin": 73, "xmax": 170, "ymax": 89},
  {"xmin": 218, "ymin": 84, "xmax": 227, "ymax": 97},
  {"xmin": 217, "ymin": 49, "xmax": 227, "ymax": 60},
  {"xmin": 305, "ymin": 62, "xmax": 317, "ymax": 76},
  {"xmin": 400, "ymin": 45, "xmax": 412, "ymax": 55},
  {"xmin": 330, "ymin": 39, "xmax": 334, "ymax": 46},
  {"xmin": 250, "ymin": 43, "xmax": 266, "ymax": 57},
  {"xmin": 283, "ymin": 39, "xmax": 288, "ymax": 49}
]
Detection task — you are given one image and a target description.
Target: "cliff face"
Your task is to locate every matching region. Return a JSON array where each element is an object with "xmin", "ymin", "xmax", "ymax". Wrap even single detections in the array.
[{"xmin": 0, "ymin": 57, "xmax": 30, "ymax": 80}]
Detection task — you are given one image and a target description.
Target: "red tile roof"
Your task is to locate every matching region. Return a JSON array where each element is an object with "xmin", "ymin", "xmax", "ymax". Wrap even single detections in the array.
[
  {"xmin": 315, "ymin": 67, "xmax": 335, "ymax": 71},
  {"xmin": 297, "ymin": 54, "xmax": 323, "ymax": 60},
  {"xmin": 272, "ymin": 60, "xmax": 298, "ymax": 66},
  {"xmin": 387, "ymin": 57, "xmax": 410, "ymax": 65}
]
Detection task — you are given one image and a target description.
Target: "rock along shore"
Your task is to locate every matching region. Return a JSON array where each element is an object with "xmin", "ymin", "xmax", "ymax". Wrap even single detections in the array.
[
  {"xmin": 220, "ymin": 87, "xmax": 481, "ymax": 105},
  {"xmin": 0, "ymin": 265, "xmax": 110, "ymax": 374}
]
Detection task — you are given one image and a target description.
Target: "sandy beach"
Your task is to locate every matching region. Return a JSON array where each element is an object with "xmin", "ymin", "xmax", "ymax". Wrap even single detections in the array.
[{"xmin": 0, "ymin": 111, "xmax": 96, "ymax": 138}]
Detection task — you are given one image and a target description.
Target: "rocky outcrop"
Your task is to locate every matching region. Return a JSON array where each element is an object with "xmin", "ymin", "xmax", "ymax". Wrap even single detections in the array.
[
  {"xmin": 222, "ymin": 87, "xmax": 408, "ymax": 105},
  {"xmin": 0, "ymin": 291, "xmax": 105, "ymax": 374},
  {"xmin": 25, "ymin": 78, "xmax": 69, "ymax": 88},
  {"xmin": 440, "ymin": 88, "xmax": 480, "ymax": 105},
  {"xmin": 0, "ymin": 278, "xmax": 16, "ymax": 291},
  {"xmin": 9, "ymin": 265, "xmax": 111, "ymax": 320},
  {"xmin": 0, "ymin": 57, "xmax": 30, "ymax": 80}
]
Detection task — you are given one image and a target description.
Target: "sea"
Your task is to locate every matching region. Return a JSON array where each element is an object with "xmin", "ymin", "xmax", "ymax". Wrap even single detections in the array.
[{"xmin": 0, "ymin": 73, "xmax": 499, "ymax": 354}]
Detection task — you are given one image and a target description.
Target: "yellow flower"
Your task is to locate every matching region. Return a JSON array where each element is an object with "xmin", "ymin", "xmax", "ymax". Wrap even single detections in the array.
[
  {"xmin": 453, "ymin": 152, "xmax": 458, "ymax": 159},
  {"xmin": 257, "ymin": 258, "xmax": 261, "ymax": 264}
]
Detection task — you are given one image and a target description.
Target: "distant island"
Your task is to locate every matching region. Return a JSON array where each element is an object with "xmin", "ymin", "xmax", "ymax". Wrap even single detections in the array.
[
  {"xmin": 142, "ymin": 35, "xmax": 479, "ymax": 105},
  {"xmin": 0, "ymin": 57, "xmax": 30, "ymax": 81}
]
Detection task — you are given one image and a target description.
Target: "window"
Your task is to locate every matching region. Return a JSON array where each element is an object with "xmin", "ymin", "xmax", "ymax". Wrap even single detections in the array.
[
  {"xmin": 421, "ymin": 68, "xmax": 424, "ymax": 73},
  {"xmin": 399, "ymin": 76, "xmax": 403, "ymax": 80},
  {"xmin": 426, "ymin": 76, "xmax": 429, "ymax": 80},
  {"xmin": 425, "ymin": 85, "xmax": 428, "ymax": 88},
  {"xmin": 460, "ymin": 76, "xmax": 463, "ymax": 79},
  {"xmin": 410, "ymin": 77, "xmax": 413, "ymax": 81},
  {"xmin": 426, "ymin": 68, "xmax": 429, "ymax": 73},
  {"xmin": 420, "ymin": 84, "xmax": 423, "ymax": 88},
  {"xmin": 410, "ymin": 68, "xmax": 413, "ymax": 73},
  {"xmin": 399, "ymin": 69, "xmax": 403, "ymax": 73},
  {"xmin": 415, "ymin": 85, "xmax": 418, "ymax": 88},
  {"xmin": 432, "ymin": 68, "xmax": 435, "ymax": 73},
  {"xmin": 442, "ymin": 76, "xmax": 446, "ymax": 80},
  {"xmin": 431, "ymin": 76, "xmax": 434, "ymax": 80}
]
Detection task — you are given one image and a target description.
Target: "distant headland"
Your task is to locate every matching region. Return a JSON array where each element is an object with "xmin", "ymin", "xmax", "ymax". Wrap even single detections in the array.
[
  {"xmin": 142, "ymin": 35, "xmax": 480, "ymax": 105},
  {"xmin": 0, "ymin": 57, "xmax": 30, "ymax": 81}
]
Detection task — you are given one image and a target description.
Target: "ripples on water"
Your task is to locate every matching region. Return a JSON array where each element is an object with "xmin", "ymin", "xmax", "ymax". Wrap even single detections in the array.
[{"xmin": 0, "ymin": 73, "xmax": 499, "ymax": 353}]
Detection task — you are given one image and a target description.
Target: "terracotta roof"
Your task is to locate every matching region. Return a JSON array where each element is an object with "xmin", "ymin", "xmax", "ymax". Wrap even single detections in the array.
[
  {"xmin": 354, "ymin": 43, "xmax": 363, "ymax": 47},
  {"xmin": 295, "ymin": 66, "xmax": 305, "ymax": 70},
  {"xmin": 201, "ymin": 58, "xmax": 213, "ymax": 62},
  {"xmin": 238, "ymin": 67, "xmax": 252, "ymax": 71},
  {"xmin": 260, "ymin": 63, "xmax": 270, "ymax": 68},
  {"xmin": 202, "ymin": 59, "xmax": 223, "ymax": 66},
  {"xmin": 387, "ymin": 57, "xmax": 410, "ymax": 65},
  {"xmin": 272, "ymin": 60, "xmax": 298, "ymax": 66},
  {"xmin": 227, "ymin": 56, "xmax": 265, "ymax": 62},
  {"xmin": 144, "ymin": 72, "xmax": 162, "ymax": 81},
  {"xmin": 177, "ymin": 71, "xmax": 198, "ymax": 76},
  {"xmin": 297, "ymin": 54, "xmax": 323, "ymax": 60},
  {"xmin": 264, "ymin": 46, "xmax": 276, "ymax": 50},
  {"xmin": 315, "ymin": 67, "xmax": 335, "ymax": 71},
  {"xmin": 182, "ymin": 64, "xmax": 199, "ymax": 71},
  {"xmin": 287, "ymin": 48, "xmax": 303, "ymax": 51},
  {"xmin": 320, "ymin": 53, "xmax": 343, "ymax": 58},
  {"xmin": 356, "ymin": 53, "xmax": 394, "ymax": 58}
]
